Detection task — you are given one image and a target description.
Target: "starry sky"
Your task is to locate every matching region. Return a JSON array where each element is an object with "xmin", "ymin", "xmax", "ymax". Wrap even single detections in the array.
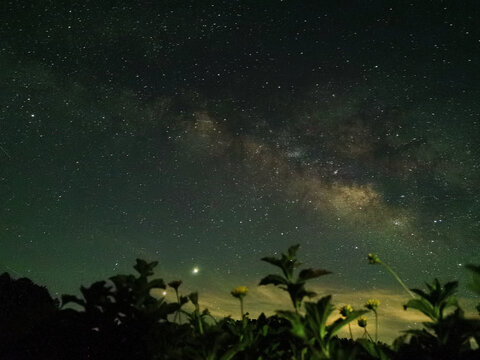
[{"xmin": 1, "ymin": 0, "xmax": 479, "ymax": 339}]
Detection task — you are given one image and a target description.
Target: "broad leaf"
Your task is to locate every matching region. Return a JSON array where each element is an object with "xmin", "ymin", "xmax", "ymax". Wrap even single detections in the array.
[
  {"xmin": 80, "ymin": 281, "xmax": 112, "ymax": 305},
  {"xmin": 188, "ymin": 292, "xmax": 199, "ymax": 306},
  {"xmin": 287, "ymin": 244, "xmax": 300, "ymax": 258},
  {"xmin": 147, "ymin": 278, "xmax": 166, "ymax": 290},
  {"xmin": 404, "ymin": 298, "xmax": 437, "ymax": 321},
  {"xmin": 277, "ymin": 310, "xmax": 307, "ymax": 339},
  {"xmin": 134, "ymin": 259, "xmax": 158, "ymax": 277},
  {"xmin": 110, "ymin": 274, "xmax": 135, "ymax": 289},
  {"xmin": 407, "ymin": 279, "xmax": 459, "ymax": 321},
  {"xmin": 258, "ymin": 274, "xmax": 288, "ymax": 286},
  {"xmin": 298, "ymin": 268, "xmax": 332, "ymax": 281},
  {"xmin": 61, "ymin": 294, "xmax": 85, "ymax": 308},
  {"xmin": 260, "ymin": 256, "xmax": 283, "ymax": 269},
  {"xmin": 326, "ymin": 309, "xmax": 368, "ymax": 339},
  {"xmin": 357, "ymin": 339, "xmax": 392, "ymax": 360},
  {"xmin": 304, "ymin": 296, "xmax": 335, "ymax": 340}
]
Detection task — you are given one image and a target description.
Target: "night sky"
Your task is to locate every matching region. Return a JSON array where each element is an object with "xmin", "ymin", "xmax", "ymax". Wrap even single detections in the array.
[{"xmin": 1, "ymin": 0, "xmax": 479, "ymax": 339}]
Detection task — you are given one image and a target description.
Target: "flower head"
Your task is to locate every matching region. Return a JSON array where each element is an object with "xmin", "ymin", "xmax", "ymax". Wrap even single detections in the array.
[
  {"xmin": 168, "ymin": 280, "xmax": 182, "ymax": 290},
  {"xmin": 231, "ymin": 286, "xmax": 249, "ymax": 299},
  {"xmin": 368, "ymin": 253, "xmax": 381, "ymax": 264},
  {"xmin": 188, "ymin": 292, "xmax": 199, "ymax": 306},
  {"xmin": 339, "ymin": 304, "xmax": 354, "ymax": 317},
  {"xmin": 365, "ymin": 299, "xmax": 380, "ymax": 311},
  {"xmin": 357, "ymin": 317, "xmax": 368, "ymax": 328}
]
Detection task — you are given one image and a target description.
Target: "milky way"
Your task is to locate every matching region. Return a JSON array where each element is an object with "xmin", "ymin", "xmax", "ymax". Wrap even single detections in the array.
[{"xmin": 0, "ymin": 1, "xmax": 479, "ymax": 338}]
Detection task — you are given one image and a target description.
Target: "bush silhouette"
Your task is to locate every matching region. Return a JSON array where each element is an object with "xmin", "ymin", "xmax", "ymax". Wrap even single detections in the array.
[
  {"xmin": 0, "ymin": 247, "xmax": 478, "ymax": 360},
  {"xmin": 0, "ymin": 273, "xmax": 59, "ymax": 358}
]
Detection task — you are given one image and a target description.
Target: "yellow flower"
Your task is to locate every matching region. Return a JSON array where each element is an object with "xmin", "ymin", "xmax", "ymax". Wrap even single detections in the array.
[
  {"xmin": 365, "ymin": 299, "xmax": 380, "ymax": 311},
  {"xmin": 368, "ymin": 253, "xmax": 381, "ymax": 264},
  {"xmin": 231, "ymin": 286, "xmax": 249, "ymax": 299},
  {"xmin": 357, "ymin": 317, "xmax": 368, "ymax": 328},
  {"xmin": 339, "ymin": 305, "xmax": 354, "ymax": 317}
]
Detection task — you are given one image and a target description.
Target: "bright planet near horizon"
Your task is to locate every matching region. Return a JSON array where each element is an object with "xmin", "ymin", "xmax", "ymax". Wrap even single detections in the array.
[{"xmin": 1, "ymin": 0, "xmax": 479, "ymax": 340}]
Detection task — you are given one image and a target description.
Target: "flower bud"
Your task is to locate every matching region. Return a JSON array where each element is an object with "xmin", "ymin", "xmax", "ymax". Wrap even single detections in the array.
[
  {"xmin": 358, "ymin": 317, "xmax": 368, "ymax": 328},
  {"xmin": 339, "ymin": 304, "xmax": 354, "ymax": 317},
  {"xmin": 365, "ymin": 299, "xmax": 380, "ymax": 311},
  {"xmin": 368, "ymin": 253, "xmax": 381, "ymax": 264},
  {"xmin": 231, "ymin": 286, "xmax": 249, "ymax": 299}
]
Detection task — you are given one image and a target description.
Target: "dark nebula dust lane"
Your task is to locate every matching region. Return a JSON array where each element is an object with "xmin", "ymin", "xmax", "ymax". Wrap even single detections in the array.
[{"xmin": 0, "ymin": 0, "xmax": 479, "ymax": 336}]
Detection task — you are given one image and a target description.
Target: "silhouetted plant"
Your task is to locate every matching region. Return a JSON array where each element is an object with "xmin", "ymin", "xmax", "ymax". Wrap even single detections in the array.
[
  {"xmin": 1, "ymin": 251, "xmax": 479, "ymax": 360},
  {"xmin": 61, "ymin": 259, "xmax": 184, "ymax": 359},
  {"xmin": 358, "ymin": 316, "xmax": 374, "ymax": 341},
  {"xmin": 356, "ymin": 338, "xmax": 393, "ymax": 360},
  {"xmin": 339, "ymin": 304, "xmax": 354, "ymax": 340},
  {"xmin": 396, "ymin": 277, "xmax": 480, "ymax": 360},
  {"xmin": 231, "ymin": 285, "xmax": 248, "ymax": 319},
  {"xmin": 183, "ymin": 291, "xmax": 214, "ymax": 335},
  {"xmin": 365, "ymin": 299, "xmax": 380, "ymax": 341},
  {"xmin": 63, "ymin": 259, "xmax": 183, "ymax": 325},
  {"xmin": 168, "ymin": 280, "xmax": 186, "ymax": 322},
  {"xmin": 259, "ymin": 244, "xmax": 332, "ymax": 312},
  {"xmin": 403, "ymin": 278, "xmax": 459, "ymax": 322},
  {"xmin": 397, "ymin": 308, "xmax": 480, "ymax": 360},
  {"xmin": 0, "ymin": 273, "xmax": 59, "ymax": 358},
  {"xmin": 278, "ymin": 295, "xmax": 368, "ymax": 358}
]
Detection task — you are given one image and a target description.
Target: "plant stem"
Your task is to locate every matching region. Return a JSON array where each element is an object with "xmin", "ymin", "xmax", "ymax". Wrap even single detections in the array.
[
  {"xmin": 365, "ymin": 328, "xmax": 374, "ymax": 342},
  {"xmin": 240, "ymin": 297, "xmax": 244, "ymax": 319},
  {"xmin": 196, "ymin": 310, "xmax": 204, "ymax": 335},
  {"xmin": 348, "ymin": 323, "xmax": 353, "ymax": 340},
  {"xmin": 374, "ymin": 310, "xmax": 378, "ymax": 342},
  {"xmin": 198, "ymin": 316, "xmax": 204, "ymax": 335},
  {"xmin": 175, "ymin": 289, "xmax": 181, "ymax": 323},
  {"xmin": 381, "ymin": 262, "xmax": 415, "ymax": 298},
  {"xmin": 292, "ymin": 297, "xmax": 299, "ymax": 313}
]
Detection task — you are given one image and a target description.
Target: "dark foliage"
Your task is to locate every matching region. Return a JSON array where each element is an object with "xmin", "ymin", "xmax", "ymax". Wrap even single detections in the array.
[
  {"xmin": 0, "ymin": 246, "xmax": 479, "ymax": 359},
  {"xmin": 259, "ymin": 244, "xmax": 331, "ymax": 312}
]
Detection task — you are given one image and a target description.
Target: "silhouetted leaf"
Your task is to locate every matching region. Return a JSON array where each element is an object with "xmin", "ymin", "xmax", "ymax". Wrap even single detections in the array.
[
  {"xmin": 298, "ymin": 268, "xmax": 332, "ymax": 281},
  {"xmin": 201, "ymin": 308, "xmax": 210, "ymax": 316},
  {"xmin": 110, "ymin": 274, "xmax": 135, "ymax": 289},
  {"xmin": 261, "ymin": 256, "xmax": 283, "ymax": 268},
  {"xmin": 188, "ymin": 292, "xmax": 199, "ymax": 306},
  {"xmin": 61, "ymin": 294, "xmax": 85, "ymax": 308},
  {"xmin": 277, "ymin": 310, "xmax": 306, "ymax": 339},
  {"xmin": 406, "ymin": 279, "xmax": 459, "ymax": 321},
  {"xmin": 259, "ymin": 245, "xmax": 331, "ymax": 312},
  {"xmin": 304, "ymin": 296, "xmax": 334, "ymax": 339},
  {"xmin": 80, "ymin": 281, "xmax": 112, "ymax": 306},
  {"xmin": 404, "ymin": 298, "xmax": 437, "ymax": 321},
  {"xmin": 134, "ymin": 259, "xmax": 158, "ymax": 277},
  {"xmin": 304, "ymin": 290, "xmax": 317, "ymax": 298},
  {"xmin": 148, "ymin": 278, "xmax": 166, "ymax": 290},
  {"xmin": 168, "ymin": 280, "xmax": 182, "ymax": 290},
  {"xmin": 259, "ymin": 274, "xmax": 288, "ymax": 286},
  {"xmin": 326, "ymin": 310, "xmax": 368, "ymax": 339},
  {"xmin": 357, "ymin": 339, "xmax": 392, "ymax": 360},
  {"xmin": 286, "ymin": 244, "xmax": 300, "ymax": 259}
]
